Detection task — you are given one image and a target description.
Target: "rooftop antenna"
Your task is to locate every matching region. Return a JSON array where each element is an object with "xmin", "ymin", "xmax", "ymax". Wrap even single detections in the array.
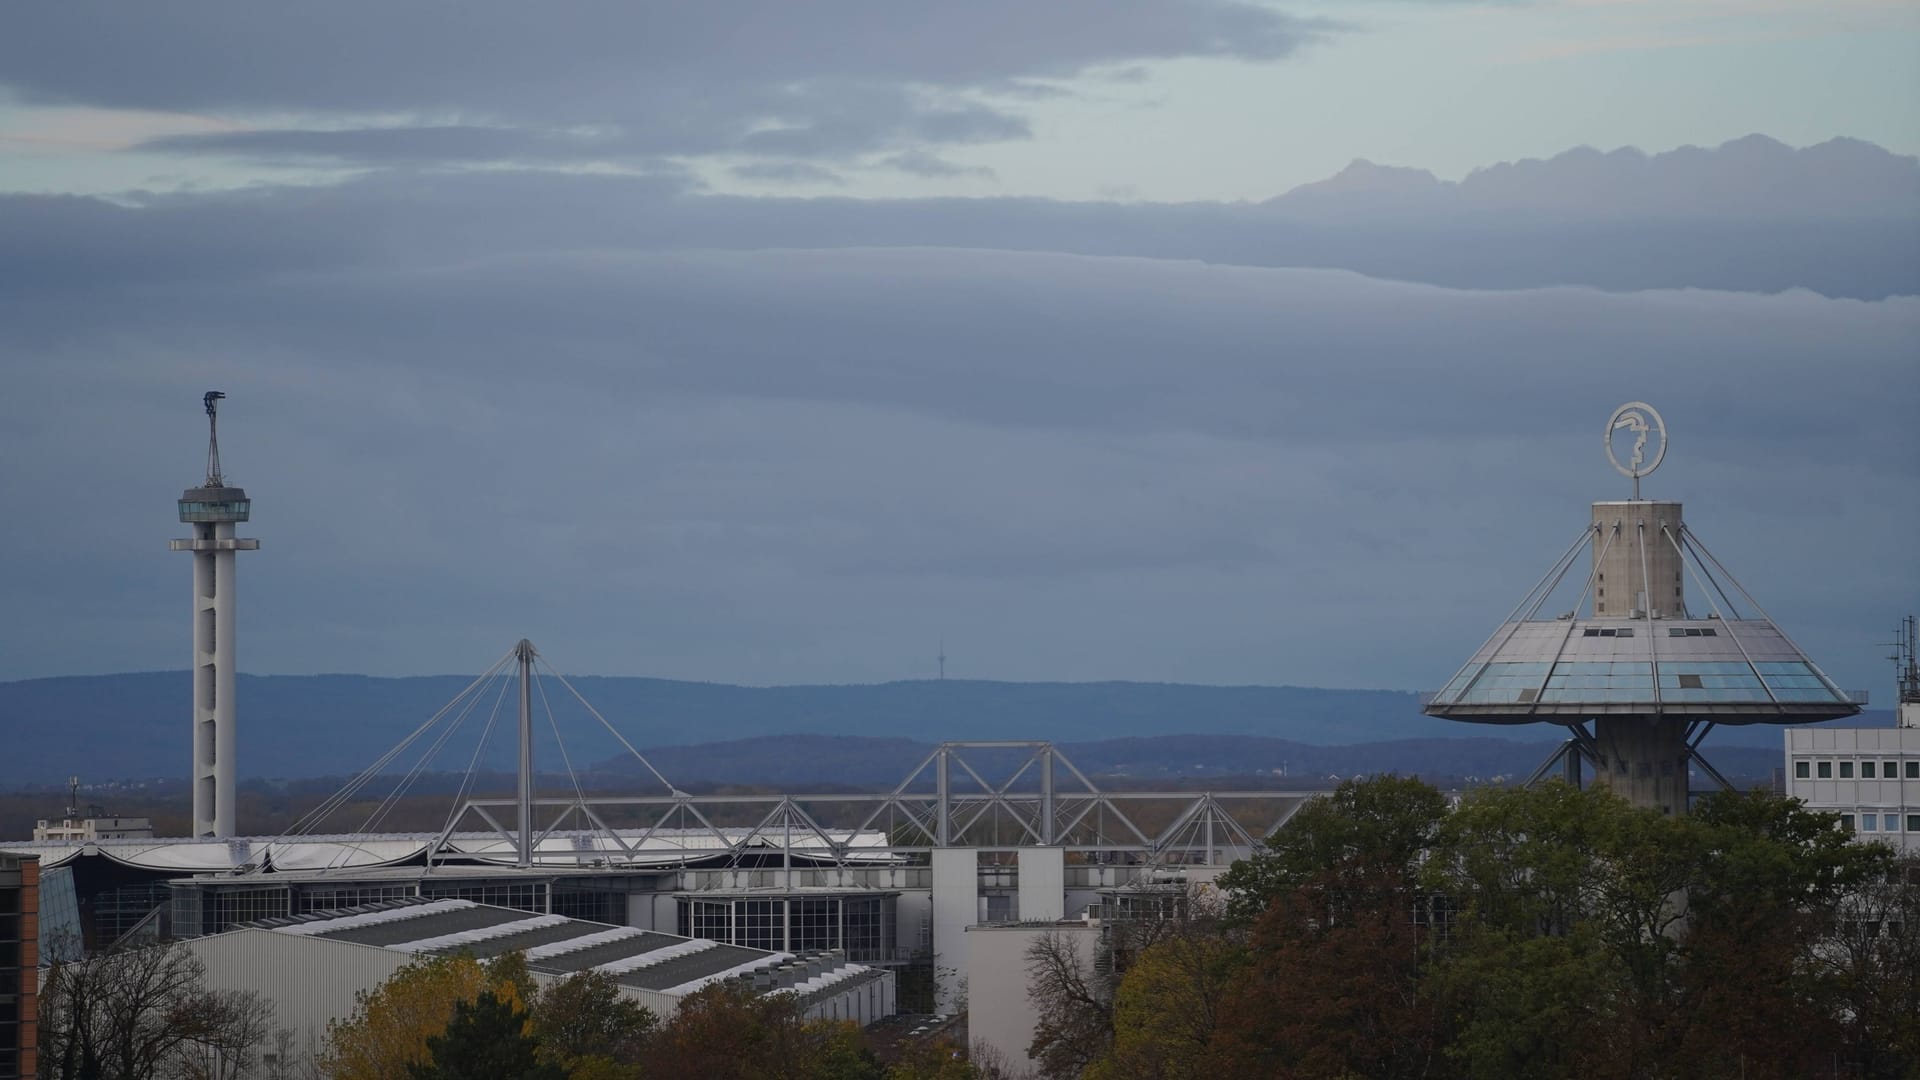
[
  {"xmin": 65, "ymin": 775, "xmax": 78, "ymax": 820},
  {"xmin": 1886, "ymin": 615, "xmax": 1920, "ymax": 728},
  {"xmin": 203, "ymin": 390, "xmax": 227, "ymax": 486}
]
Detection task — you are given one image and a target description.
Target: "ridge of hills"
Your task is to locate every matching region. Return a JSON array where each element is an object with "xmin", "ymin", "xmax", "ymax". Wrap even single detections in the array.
[{"xmin": 2, "ymin": 672, "xmax": 1878, "ymax": 791}]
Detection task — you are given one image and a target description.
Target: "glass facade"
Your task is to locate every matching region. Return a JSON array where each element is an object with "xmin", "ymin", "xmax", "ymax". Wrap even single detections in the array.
[
  {"xmin": 420, "ymin": 880, "xmax": 547, "ymax": 913},
  {"xmin": 177, "ymin": 499, "xmax": 250, "ymax": 522},
  {"xmin": 93, "ymin": 881, "xmax": 174, "ymax": 945},
  {"xmin": 677, "ymin": 894, "xmax": 896, "ymax": 962},
  {"xmin": 1437, "ymin": 659, "xmax": 1845, "ymax": 706},
  {"xmin": 293, "ymin": 884, "xmax": 417, "ymax": 915},
  {"xmin": 551, "ymin": 886, "xmax": 623, "ymax": 924},
  {"xmin": 37, "ymin": 866, "xmax": 82, "ymax": 964}
]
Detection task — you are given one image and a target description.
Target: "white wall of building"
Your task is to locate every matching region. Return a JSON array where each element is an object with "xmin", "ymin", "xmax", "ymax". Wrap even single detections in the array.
[
  {"xmin": 929, "ymin": 848, "xmax": 977, "ymax": 1013},
  {"xmin": 1016, "ymin": 849, "xmax": 1064, "ymax": 922},
  {"xmin": 183, "ymin": 929, "xmax": 416, "ymax": 1053},
  {"xmin": 1784, "ymin": 728, "xmax": 1920, "ymax": 853},
  {"xmin": 802, "ymin": 975, "xmax": 896, "ymax": 1027},
  {"xmin": 966, "ymin": 922, "xmax": 1102, "ymax": 1078}
]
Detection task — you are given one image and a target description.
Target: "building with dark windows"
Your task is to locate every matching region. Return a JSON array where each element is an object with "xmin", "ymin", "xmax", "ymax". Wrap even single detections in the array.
[{"xmin": 0, "ymin": 853, "xmax": 39, "ymax": 1080}]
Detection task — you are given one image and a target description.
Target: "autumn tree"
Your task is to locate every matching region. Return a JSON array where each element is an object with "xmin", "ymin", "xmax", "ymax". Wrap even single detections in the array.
[
  {"xmin": 1085, "ymin": 931, "xmax": 1241, "ymax": 1080},
  {"xmin": 318, "ymin": 952, "xmax": 529, "ymax": 1080},
  {"xmin": 528, "ymin": 969, "xmax": 657, "ymax": 1079},
  {"xmin": 653, "ymin": 981, "xmax": 882, "ymax": 1080},
  {"xmin": 38, "ymin": 940, "xmax": 272, "ymax": 1080},
  {"xmin": 883, "ymin": 1037, "xmax": 985, "ymax": 1080},
  {"xmin": 407, "ymin": 988, "xmax": 564, "ymax": 1080}
]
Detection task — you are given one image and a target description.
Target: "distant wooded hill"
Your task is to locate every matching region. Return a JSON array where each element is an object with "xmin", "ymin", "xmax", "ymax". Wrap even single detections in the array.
[{"xmin": 2, "ymin": 672, "xmax": 1872, "ymax": 790}]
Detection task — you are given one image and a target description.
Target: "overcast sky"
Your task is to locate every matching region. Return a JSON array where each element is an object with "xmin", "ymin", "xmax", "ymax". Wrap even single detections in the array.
[{"xmin": 1, "ymin": 1, "xmax": 1915, "ymax": 698}]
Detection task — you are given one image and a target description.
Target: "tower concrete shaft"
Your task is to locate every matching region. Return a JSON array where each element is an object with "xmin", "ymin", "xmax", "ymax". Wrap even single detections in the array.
[
  {"xmin": 171, "ymin": 392, "xmax": 258, "ymax": 839},
  {"xmin": 1591, "ymin": 500, "xmax": 1685, "ymax": 620},
  {"xmin": 1590, "ymin": 716, "xmax": 1690, "ymax": 815}
]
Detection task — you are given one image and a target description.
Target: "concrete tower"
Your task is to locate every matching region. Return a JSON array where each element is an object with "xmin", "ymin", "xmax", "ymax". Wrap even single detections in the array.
[
  {"xmin": 169, "ymin": 392, "xmax": 259, "ymax": 838},
  {"xmin": 1424, "ymin": 403, "xmax": 1862, "ymax": 814}
]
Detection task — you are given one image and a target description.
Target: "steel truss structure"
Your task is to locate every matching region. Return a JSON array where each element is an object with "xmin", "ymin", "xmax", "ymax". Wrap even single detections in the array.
[
  {"xmin": 429, "ymin": 739, "xmax": 1312, "ymax": 871},
  {"xmin": 288, "ymin": 641, "xmax": 1318, "ymax": 877}
]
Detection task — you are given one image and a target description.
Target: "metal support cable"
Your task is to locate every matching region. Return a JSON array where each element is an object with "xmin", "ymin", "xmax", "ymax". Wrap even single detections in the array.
[
  {"xmin": 1682, "ymin": 526, "xmax": 1853, "ymax": 701},
  {"xmin": 1525, "ymin": 523, "xmax": 1616, "ymax": 714},
  {"xmin": 1663, "ymin": 527, "xmax": 1781, "ymax": 711},
  {"xmin": 1675, "ymin": 529, "xmax": 1747, "ymax": 621},
  {"xmin": 543, "ymin": 663, "xmax": 680, "ymax": 794},
  {"xmin": 534, "ymin": 672, "xmax": 592, "ymax": 810},
  {"xmin": 1447, "ymin": 523, "xmax": 1597, "ymax": 705},
  {"xmin": 282, "ymin": 648, "xmax": 516, "ymax": 839},
  {"xmin": 427, "ymin": 671, "xmax": 516, "ymax": 866},
  {"xmin": 1636, "ymin": 522, "xmax": 1663, "ymax": 714},
  {"xmin": 359, "ymin": 666, "xmax": 503, "ymax": 838}
]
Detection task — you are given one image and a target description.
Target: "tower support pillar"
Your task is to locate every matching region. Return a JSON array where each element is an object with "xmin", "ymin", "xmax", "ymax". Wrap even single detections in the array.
[{"xmin": 1591, "ymin": 716, "xmax": 1690, "ymax": 815}]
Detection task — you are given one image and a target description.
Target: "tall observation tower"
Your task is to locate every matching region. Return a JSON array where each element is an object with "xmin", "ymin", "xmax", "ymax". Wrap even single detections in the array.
[
  {"xmin": 1424, "ymin": 403, "xmax": 1862, "ymax": 814},
  {"xmin": 169, "ymin": 392, "xmax": 259, "ymax": 838}
]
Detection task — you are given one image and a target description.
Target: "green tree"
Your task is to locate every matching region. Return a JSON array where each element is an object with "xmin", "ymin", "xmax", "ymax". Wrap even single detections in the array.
[
  {"xmin": 1216, "ymin": 774, "xmax": 1448, "ymax": 925},
  {"xmin": 1212, "ymin": 866, "xmax": 1437, "ymax": 1080},
  {"xmin": 407, "ymin": 989, "xmax": 565, "ymax": 1080},
  {"xmin": 530, "ymin": 969, "xmax": 658, "ymax": 1079}
]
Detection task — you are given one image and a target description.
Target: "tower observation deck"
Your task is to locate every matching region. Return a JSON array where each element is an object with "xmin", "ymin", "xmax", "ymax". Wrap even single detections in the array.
[
  {"xmin": 1424, "ymin": 403, "xmax": 1863, "ymax": 813},
  {"xmin": 169, "ymin": 391, "xmax": 259, "ymax": 838}
]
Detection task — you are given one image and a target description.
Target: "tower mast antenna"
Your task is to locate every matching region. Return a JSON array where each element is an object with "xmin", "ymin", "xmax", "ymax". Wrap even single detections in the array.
[
  {"xmin": 938, "ymin": 637, "xmax": 946, "ymax": 681},
  {"xmin": 203, "ymin": 390, "xmax": 227, "ymax": 485}
]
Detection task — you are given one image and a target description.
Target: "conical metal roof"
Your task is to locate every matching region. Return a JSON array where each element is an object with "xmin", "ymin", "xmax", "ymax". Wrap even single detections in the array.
[{"xmin": 1426, "ymin": 404, "xmax": 1862, "ymax": 728}]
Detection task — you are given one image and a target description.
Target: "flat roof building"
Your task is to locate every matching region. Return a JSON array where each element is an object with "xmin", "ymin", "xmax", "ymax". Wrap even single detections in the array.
[{"xmin": 182, "ymin": 897, "xmax": 895, "ymax": 1072}]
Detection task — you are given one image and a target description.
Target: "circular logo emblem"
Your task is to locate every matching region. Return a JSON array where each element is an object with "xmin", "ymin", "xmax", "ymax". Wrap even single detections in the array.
[{"xmin": 1605, "ymin": 402, "xmax": 1667, "ymax": 480}]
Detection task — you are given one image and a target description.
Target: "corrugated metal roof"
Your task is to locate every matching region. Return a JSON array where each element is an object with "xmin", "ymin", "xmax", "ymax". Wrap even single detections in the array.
[{"xmin": 240, "ymin": 897, "xmax": 871, "ymax": 1003}]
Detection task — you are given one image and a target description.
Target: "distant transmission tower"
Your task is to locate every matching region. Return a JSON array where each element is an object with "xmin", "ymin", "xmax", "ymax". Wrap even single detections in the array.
[{"xmin": 938, "ymin": 637, "xmax": 946, "ymax": 681}]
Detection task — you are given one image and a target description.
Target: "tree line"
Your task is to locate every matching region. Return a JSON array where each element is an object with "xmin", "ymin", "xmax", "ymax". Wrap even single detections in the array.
[{"xmin": 1025, "ymin": 778, "xmax": 1920, "ymax": 1079}]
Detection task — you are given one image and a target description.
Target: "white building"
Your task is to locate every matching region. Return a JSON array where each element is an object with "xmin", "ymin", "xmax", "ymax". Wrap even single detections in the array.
[
  {"xmin": 31, "ymin": 816, "xmax": 152, "ymax": 842},
  {"xmin": 965, "ymin": 918, "xmax": 1104, "ymax": 1079},
  {"xmin": 181, "ymin": 897, "xmax": 895, "ymax": 1068},
  {"xmin": 1782, "ymin": 728, "xmax": 1920, "ymax": 853}
]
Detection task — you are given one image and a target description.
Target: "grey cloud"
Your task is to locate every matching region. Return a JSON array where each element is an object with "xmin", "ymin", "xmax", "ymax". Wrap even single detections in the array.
[
  {"xmin": 0, "ymin": 4, "xmax": 1328, "ymax": 113},
  {"xmin": 2, "ymin": 2, "xmax": 1329, "ymax": 168},
  {"xmin": 2, "ymin": 140, "xmax": 1914, "ymax": 300},
  {"xmin": 0, "ymin": 245, "xmax": 1912, "ymax": 695},
  {"xmin": 139, "ymin": 125, "xmax": 661, "ymax": 167},
  {"xmin": 881, "ymin": 151, "xmax": 996, "ymax": 179},
  {"xmin": 730, "ymin": 161, "xmax": 847, "ymax": 187}
]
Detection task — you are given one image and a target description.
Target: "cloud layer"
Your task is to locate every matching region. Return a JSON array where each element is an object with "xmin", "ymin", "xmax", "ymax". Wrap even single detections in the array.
[
  {"xmin": 0, "ymin": 2, "xmax": 1329, "ymax": 173},
  {"xmin": 2, "ymin": 225, "xmax": 1912, "ymax": 695}
]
